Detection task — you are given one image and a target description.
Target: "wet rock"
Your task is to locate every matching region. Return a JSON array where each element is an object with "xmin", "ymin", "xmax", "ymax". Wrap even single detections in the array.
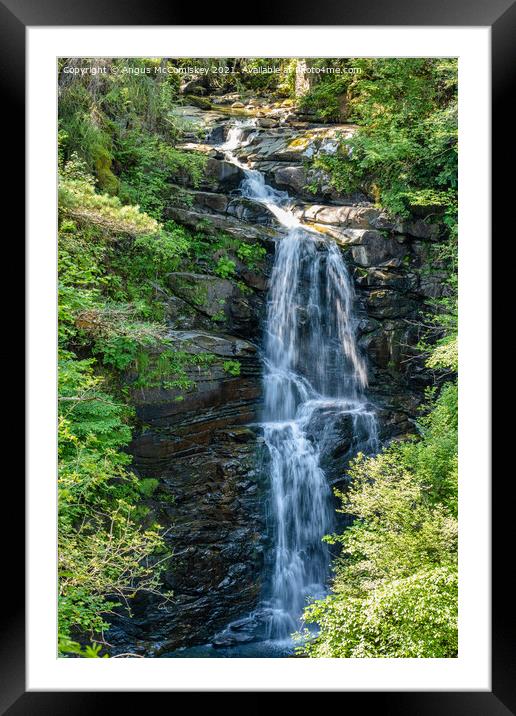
[
  {"xmin": 226, "ymin": 197, "xmax": 278, "ymax": 226},
  {"xmin": 211, "ymin": 610, "xmax": 272, "ymax": 647},
  {"xmin": 203, "ymin": 158, "xmax": 244, "ymax": 191},
  {"xmin": 207, "ymin": 124, "xmax": 229, "ymax": 144},
  {"xmin": 104, "ymin": 328, "xmax": 269, "ymax": 655},
  {"xmin": 358, "ymin": 323, "xmax": 412, "ymax": 370},
  {"xmin": 237, "ymin": 124, "xmax": 356, "ymax": 166},
  {"xmin": 212, "ymin": 630, "xmax": 256, "ymax": 647}
]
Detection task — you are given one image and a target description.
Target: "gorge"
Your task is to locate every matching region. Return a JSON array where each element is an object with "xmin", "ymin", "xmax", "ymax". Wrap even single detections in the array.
[{"xmin": 102, "ymin": 101, "xmax": 445, "ymax": 658}]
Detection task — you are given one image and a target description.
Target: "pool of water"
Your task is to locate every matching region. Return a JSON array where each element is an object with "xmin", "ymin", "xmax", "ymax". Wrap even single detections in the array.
[{"xmin": 160, "ymin": 639, "xmax": 298, "ymax": 659}]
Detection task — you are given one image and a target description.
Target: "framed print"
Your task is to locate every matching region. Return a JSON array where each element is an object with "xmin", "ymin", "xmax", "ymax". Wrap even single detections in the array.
[{"xmin": 3, "ymin": 0, "xmax": 510, "ymax": 708}]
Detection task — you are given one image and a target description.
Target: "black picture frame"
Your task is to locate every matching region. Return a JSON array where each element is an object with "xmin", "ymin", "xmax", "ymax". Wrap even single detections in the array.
[{"xmin": 5, "ymin": 0, "xmax": 509, "ymax": 709}]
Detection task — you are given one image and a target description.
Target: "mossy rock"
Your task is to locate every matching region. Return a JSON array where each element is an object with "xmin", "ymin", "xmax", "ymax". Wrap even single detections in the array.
[
  {"xmin": 167, "ymin": 272, "xmax": 234, "ymax": 319},
  {"xmin": 185, "ymin": 95, "xmax": 212, "ymax": 110}
]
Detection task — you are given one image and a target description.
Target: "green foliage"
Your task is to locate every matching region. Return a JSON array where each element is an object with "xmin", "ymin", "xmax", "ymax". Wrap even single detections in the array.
[
  {"xmin": 117, "ymin": 132, "xmax": 206, "ymax": 220},
  {"xmin": 93, "ymin": 334, "xmax": 141, "ymax": 370},
  {"xmin": 57, "ymin": 107, "xmax": 205, "ymax": 656},
  {"xmin": 211, "ymin": 309, "xmax": 226, "ymax": 323},
  {"xmin": 58, "ymin": 82, "xmax": 119, "ymax": 193},
  {"xmin": 138, "ymin": 478, "xmax": 159, "ymax": 498},
  {"xmin": 58, "ymin": 351, "xmax": 168, "ymax": 655},
  {"xmin": 59, "ymin": 58, "xmax": 202, "ymax": 208},
  {"xmin": 133, "ymin": 348, "xmax": 218, "ymax": 390},
  {"xmin": 427, "ymin": 335, "xmax": 458, "ymax": 373},
  {"xmin": 59, "ymin": 160, "xmax": 159, "ymax": 236},
  {"xmin": 58, "ymin": 161, "xmax": 200, "ymax": 351},
  {"xmin": 236, "ymin": 242, "xmax": 267, "ymax": 269},
  {"xmin": 214, "ymin": 255, "xmax": 237, "ymax": 278},
  {"xmin": 223, "ymin": 360, "xmax": 241, "ymax": 377},
  {"xmin": 298, "ymin": 60, "xmax": 353, "ymax": 121},
  {"xmin": 301, "ymin": 565, "xmax": 457, "ymax": 658},
  {"xmin": 58, "ymin": 637, "xmax": 109, "ymax": 658}
]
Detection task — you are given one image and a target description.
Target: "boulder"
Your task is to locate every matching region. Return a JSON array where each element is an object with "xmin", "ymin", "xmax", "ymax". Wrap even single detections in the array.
[
  {"xmin": 190, "ymin": 190, "xmax": 229, "ymax": 214},
  {"xmin": 371, "ymin": 213, "xmax": 440, "ymax": 241},
  {"xmin": 256, "ymin": 117, "xmax": 279, "ymax": 128},
  {"xmin": 167, "ymin": 272, "xmax": 234, "ymax": 319},
  {"xmin": 350, "ymin": 232, "xmax": 407, "ymax": 267},
  {"xmin": 295, "ymin": 204, "xmax": 381, "ymax": 229},
  {"xmin": 167, "ymin": 271, "xmax": 268, "ymax": 339},
  {"xmin": 185, "ymin": 95, "xmax": 212, "ymax": 110},
  {"xmin": 272, "ymin": 165, "xmax": 307, "ymax": 194},
  {"xmin": 164, "ymin": 205, "xmax": 281, "ymax": 246},
  {"xmin": 203, "ymin": 158, "xmax": 244, "ymax": 190},
  {"xmin": 226, "ymin": 197, "xmax": 278, "ymax": 226},
  {"xmin": 182, "ymin": 77, "xmax": 210, "ymax": 95}
]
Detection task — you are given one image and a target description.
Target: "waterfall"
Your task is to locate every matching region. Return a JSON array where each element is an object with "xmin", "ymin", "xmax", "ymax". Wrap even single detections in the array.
[{"xmin": 218, "ymin": 121, "xmax": 379, "ymax": 644}]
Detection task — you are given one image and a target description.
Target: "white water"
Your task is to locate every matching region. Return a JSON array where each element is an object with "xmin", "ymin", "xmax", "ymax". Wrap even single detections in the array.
[{"xmin": 219, "ymin": 121, "xmax": 378, "ymax": 641}]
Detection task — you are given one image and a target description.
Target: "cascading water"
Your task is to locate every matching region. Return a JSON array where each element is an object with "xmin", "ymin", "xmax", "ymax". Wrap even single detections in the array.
[{"xmin": 218, "ymin": 121, "xmax": 379, "ymax": 645}]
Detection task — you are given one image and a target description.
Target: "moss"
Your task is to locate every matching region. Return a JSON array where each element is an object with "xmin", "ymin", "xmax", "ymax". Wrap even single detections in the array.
[
  {"xmin": 185, "ymin": 95, "xmax": 212, "ymax": 110},
  {"xmin": 133, "ymin": 348, "xmax": 218, "ymax": 391},
  {"xmin": 287, "ymin": 136, "xmax": 312, "ymax": 150}
]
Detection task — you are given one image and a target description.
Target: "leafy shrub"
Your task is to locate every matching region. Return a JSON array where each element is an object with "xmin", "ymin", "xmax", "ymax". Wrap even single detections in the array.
[
  {"xmin": 301, "ymin": 566, "xmax": 457, "ymax": 658},
  {"xmin": 59, "ymin": 164, "xmax": 159, "ymax": 236},
  {"xmin": 117, "ymin": 132, "xmax": 206, "ymax": 220},
  {"xmin": 299, "ymin": 74, "xmax": 350, "ymax": 121},
  {"xmin": 236, "ymin": 242, "xmax": 267, "ymax": 269},
  {"xmin": 214, "ymin": 255, "xmax": 236, "ymax": 278},
  {"xmin": 223, "ymin": 360, "xmax": 241, "ymax": 376},
  {"xmin": 58, "ymin": 352, "xmax": 168, "ymax": 655}
]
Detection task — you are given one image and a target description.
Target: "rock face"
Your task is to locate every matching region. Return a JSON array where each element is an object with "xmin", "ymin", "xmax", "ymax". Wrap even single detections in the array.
[
  {"xmin": 108, "ymin": 328, "xmax": 270, "ymax": 655},
  {"xmin": 118, "ymin": 337, "xmax": 267, "ymax": 655},
  {"xmin": 106, "ymin": 103, "xmax": 449, "ymax": 655}
]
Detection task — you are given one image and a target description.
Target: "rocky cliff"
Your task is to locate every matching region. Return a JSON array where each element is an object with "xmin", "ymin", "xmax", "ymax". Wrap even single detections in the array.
[{"xmin": 106, "ymin": 97, "xmax": 450, "ymax": 656}]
